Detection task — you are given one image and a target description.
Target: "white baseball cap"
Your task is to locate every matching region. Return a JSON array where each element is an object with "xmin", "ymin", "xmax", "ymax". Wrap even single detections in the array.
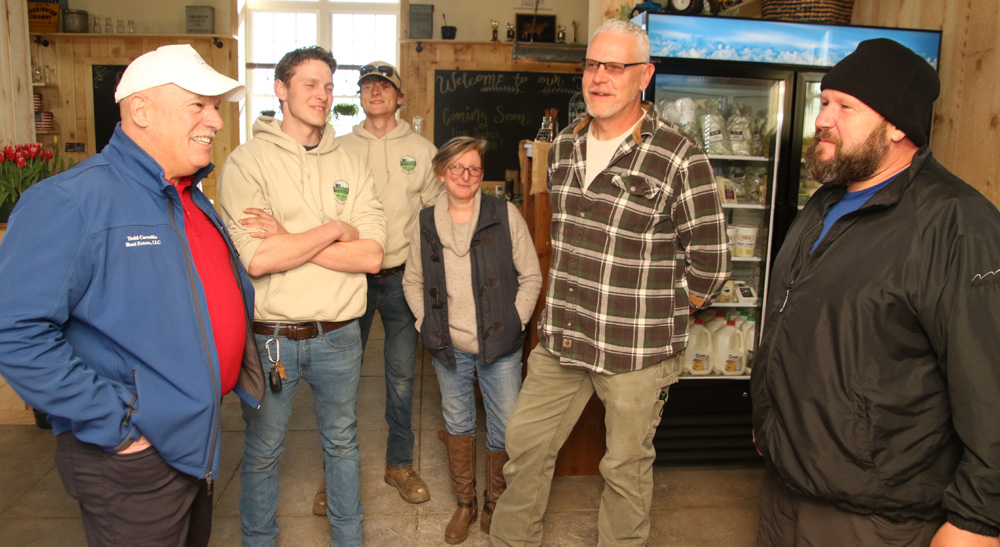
[{"xmin": 114, "ymin": 44, "xmax": 246, "ymax": 103}]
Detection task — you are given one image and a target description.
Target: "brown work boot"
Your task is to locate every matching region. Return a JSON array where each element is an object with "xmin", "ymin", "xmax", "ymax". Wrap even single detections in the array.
[
  {"xmin": 439, "ymin": 429, "xmax": 477, "ymax": 544},
  {"xmin": 480, "ymin": 449, "xmax": 509, "ymax": 535},
  {"xmin": 384, "ymin": 464, "xmax": 431, "ymax": 504},
  {"xmin": 312, "ymin": 476, "xmax": 327, "ymax": 516}
]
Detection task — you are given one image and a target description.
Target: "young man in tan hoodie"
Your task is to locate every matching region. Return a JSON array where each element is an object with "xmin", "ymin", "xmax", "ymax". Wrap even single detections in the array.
[{"xmin": 218, "ymin": 46, "xmax": 386, "ymax": 547}]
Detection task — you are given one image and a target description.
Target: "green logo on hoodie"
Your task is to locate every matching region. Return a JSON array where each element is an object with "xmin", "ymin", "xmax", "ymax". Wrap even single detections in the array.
[
  {"xmin": 400, "ymin": 155, "xmax": 417, "ymax": 173},
  {"xmin": 333, "ymin": 180, "xmax": 349, "ymax": 202}
]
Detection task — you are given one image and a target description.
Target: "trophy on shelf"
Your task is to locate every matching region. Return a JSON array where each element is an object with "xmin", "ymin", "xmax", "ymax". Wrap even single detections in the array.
[
  {"xmin": 556, "ymin": 25, "xmax": 566, "ymax": 44},
  {"xmin": 506, "ymin": 22, "xmax": 515, "ymax": 42},
  {"xmin": 572, "ymin": 20, "xmax": 580, "ymax": 43},
  {"xmin": 491, "ymin": 20, "xmax": 498, "ymax": 42}
]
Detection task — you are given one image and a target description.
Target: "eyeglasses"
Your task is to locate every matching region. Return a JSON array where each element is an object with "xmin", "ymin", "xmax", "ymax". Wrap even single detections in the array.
[
  {"xmin": 447, "ymin": 164, "xmax": 484, "ymax": 178},
  {"xmin": 360, "ymin": 64, "xmax": 395, "ymax": 79},
  {"xmin": 581, "ymin": 59, "xmax": 647, "ymax": 75}
]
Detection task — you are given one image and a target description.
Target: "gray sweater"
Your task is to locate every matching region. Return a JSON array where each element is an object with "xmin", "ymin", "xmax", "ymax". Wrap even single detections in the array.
[{"xmin": 402, "ymin": 191, "xmax": 542, "ymax": 355}]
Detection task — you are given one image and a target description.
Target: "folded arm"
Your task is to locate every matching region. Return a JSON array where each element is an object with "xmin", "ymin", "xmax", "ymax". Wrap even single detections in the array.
[{"xmin": 241, "ymin": 208, "xmax": 382, "ymax": 275}]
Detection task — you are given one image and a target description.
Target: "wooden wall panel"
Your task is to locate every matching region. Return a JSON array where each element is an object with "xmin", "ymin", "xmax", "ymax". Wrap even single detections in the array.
[
  {"xmin": 853, "ymin": 0, "xmax": 999, "ymax": 206},
  {"xmin": 1, "ymin": 0, "xmax": 34, "ymax": 146},
  {"xmin": 29, "ymin": 34, "xmax": 240, "ymax": 204}
]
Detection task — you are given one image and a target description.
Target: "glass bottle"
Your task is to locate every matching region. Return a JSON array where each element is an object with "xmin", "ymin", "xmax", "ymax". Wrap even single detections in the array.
[
  {"xmin": 32, "ymin": 62, "xmax": 43, "ymax": 84},
  {"xmin": 412, "ymin": 116, "xmax": 423, "ymax": 136},
  {"xmin": 127, "ymin": 20, "xmax": 135, "ymax": 34},
  {"xmin": 117, "ymin": 19, "xmax": 124, "ymax": 33},
  {"xmin": 105, "ymin": 17, "xmax": 112, "ymax": 34},
  {"xmin": 535, "ymin": 117, "xmax": 552, "ymax": 142},
  {"xmin": 93, "ymin": 16, "xmax": 101, "ymax": 33}
]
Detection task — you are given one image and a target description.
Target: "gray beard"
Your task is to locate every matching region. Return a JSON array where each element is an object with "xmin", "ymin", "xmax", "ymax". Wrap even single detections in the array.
[{"xmin": 805, "ymin": 122, "xmax": 890, "ymax": 187}]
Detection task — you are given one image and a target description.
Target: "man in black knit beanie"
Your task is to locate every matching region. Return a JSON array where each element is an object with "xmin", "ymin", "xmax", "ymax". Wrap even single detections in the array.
[{"xmin": 751, "ymin": 38, "xmax": 1000, "ymax": 547}]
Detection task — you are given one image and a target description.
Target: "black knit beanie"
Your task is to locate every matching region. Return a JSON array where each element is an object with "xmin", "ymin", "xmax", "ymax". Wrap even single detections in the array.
[{"xmin": 821, "ymin": 38, "xmax": 940, "ymax": 147}]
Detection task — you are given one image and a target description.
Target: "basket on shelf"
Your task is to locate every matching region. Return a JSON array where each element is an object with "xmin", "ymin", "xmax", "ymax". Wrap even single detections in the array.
[{"xmin": 760, "ymin": 0, "xmax": 855, "ymax": 25}]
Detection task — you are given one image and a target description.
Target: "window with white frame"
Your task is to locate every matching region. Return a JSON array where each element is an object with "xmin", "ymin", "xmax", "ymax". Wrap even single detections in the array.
[{"xmin": 240, "ymin": 0, "xmax": 399, "ymax": 140}]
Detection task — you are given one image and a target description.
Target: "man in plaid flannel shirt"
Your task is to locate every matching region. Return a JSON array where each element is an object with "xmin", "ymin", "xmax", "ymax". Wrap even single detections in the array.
[{"xmin": 491, "ymin": 19, "xmax": 730, "ymax": 546}]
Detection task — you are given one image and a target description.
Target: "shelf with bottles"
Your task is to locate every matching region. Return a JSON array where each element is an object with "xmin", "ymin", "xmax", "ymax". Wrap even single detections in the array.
[{"xmin": 713, "ymin": 300, "xmax": 759, "ymax": 308}]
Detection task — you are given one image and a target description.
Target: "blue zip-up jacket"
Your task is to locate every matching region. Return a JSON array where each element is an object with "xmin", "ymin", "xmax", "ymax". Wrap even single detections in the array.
[{"xmin": 0, "ymin": 126, "xmax": 266, "ymax": 481}]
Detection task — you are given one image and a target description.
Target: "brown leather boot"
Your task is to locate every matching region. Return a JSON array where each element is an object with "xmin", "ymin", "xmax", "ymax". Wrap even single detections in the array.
[
  {"xmin": 480, "ymin": 449, "xmax": 509, "ymax": 534},
  {"xmin": 312, "ymin": 476, "xmax": 327, "ymax": 516},
  {"xmin": 439, "ymin": 429, "xmax": 477, "ymax": 544}
]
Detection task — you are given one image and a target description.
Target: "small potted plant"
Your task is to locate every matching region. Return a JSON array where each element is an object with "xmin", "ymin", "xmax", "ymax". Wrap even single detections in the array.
[
  {"xmin": 331, "ymin": 102, "xmax": 359, "ymax": 119},
  {"xmin": 0, "ymin": 140, "xmax": 74, "ymax": 222}
]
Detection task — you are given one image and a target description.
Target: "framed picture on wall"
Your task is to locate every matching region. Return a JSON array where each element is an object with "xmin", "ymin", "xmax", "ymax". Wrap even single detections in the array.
[{"xmin": 515, "ymin": 14, "xmax": 556, "ymax": 43}]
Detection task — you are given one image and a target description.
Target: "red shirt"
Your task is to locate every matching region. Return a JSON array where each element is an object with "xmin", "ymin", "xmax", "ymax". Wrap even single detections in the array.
[{"xmin": 174, "ymin": 177, "xmax": 246, "ymax": 396}]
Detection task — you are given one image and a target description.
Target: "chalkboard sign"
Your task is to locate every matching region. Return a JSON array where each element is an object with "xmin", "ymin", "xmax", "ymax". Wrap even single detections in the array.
[
  {"xmin": 434, "ymin": 69, "xmax": 583, "ymax": 182},
  {"xmin": 92, "ymin": 65, "xmax": 127, "ymax": 154}
]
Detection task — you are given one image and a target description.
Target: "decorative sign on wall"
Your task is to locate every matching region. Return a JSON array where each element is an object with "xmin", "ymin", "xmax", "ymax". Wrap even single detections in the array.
[
  {"xmin": 409, "ymin": 4, "xmax": 434, "ymax": 39},
  {"xmin": 433, "ymin": 69, "xmax": 582, "ymax": 181}
]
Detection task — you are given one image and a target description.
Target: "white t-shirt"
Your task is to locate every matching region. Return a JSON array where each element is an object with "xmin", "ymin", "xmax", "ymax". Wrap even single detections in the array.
[{"xmin": 584, "ymin": 117, "xmax": 642, "ymax": 192}]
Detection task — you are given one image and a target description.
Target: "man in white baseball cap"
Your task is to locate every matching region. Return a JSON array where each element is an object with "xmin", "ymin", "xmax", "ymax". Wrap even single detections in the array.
[{"xmin": 0, "ymin": 43, "xmax": 260, "ymax": 547}]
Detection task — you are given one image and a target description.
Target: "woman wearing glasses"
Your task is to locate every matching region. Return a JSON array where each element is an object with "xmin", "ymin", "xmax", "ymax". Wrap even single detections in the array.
[{"xmin": 402, "ymin": 136, "xmax": 541, "ymax": 544}]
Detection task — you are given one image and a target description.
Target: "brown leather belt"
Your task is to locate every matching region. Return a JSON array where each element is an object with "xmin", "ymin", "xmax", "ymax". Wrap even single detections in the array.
[
  {"xmin": 252, "ymin": 320, "xmax": 352, "ymax": 340},
  {"xmin": 371, "ymin": 264, "xmax": 406, "ymax": 277}
]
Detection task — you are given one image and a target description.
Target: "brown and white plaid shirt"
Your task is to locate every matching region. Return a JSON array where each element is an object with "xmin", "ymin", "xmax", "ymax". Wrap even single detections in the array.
[{"xmin": 539, "ymin": 105, "xmax": 730, "ymax": 375}]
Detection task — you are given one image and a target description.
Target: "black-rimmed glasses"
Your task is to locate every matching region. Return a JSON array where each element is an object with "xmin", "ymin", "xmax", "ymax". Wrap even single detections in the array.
[
  {"xmin": 447, "ymin": 164, "xmax": 484, "ymax": 178},
  {"xmin": 581, "ymin": 58, "xmax": 648, "ymax": 75},
  {"xmin": 360, "ymin": 64, "xmax": 395, "ymax": 79}
]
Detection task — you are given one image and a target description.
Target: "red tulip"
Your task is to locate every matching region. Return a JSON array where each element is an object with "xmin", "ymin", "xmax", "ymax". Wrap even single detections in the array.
[
  {"xmin": 17, "ymin": 156, "xmax": 26, "ymax": 168},
  {"xmin": 27, "ymin": 147, "xmax": 38, "ymax": 159},
  {"xmin": 45, "ymin": 149, "xmax": 54, "ymax": 160}
]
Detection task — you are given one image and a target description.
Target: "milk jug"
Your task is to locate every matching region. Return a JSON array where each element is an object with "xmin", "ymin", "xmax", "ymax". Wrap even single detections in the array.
[
  {"xmin": 684, "ymin": 319, "xmax": 713, "ymax": 376},
  {"xmin": 741, "ymin": 317, "xmax": 757, "ymax": 363},
  {"xmin": 705, "ymin": 312, "xmax": 727, "ymax": 333},
  {"xmin": 713, "ymin": 320, "xmax": 746, "ymax": 375}
]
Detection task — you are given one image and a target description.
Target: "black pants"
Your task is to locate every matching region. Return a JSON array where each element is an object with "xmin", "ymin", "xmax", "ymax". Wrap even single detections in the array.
[
  {"xmin": 54, "ymin": 433, "xmax": 213, "ymax": 547},
  {"xmin": 755, "ymin": 465, "xmax": 941, "ymax": 547}
]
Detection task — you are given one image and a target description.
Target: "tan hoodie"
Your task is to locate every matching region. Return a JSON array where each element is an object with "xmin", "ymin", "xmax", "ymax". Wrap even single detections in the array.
[
  {"xmin": 336, "ymin": 119, "xmax": 442, "ymax": 269},
  {"xmin": 218, "ymin": 117, "xmax": 387, "ymax": 322}
]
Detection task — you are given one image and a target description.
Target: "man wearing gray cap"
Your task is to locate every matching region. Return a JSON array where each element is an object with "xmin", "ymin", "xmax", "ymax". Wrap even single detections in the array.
[
  {"xmin": 0, "ymin": 44, "xmax": 263, "ymax": 546},
  {"xmin": 751, "ymin": 38, "xmax": 1000, "ymax": 546},
  {"xmin": 318, "ymin": 61, "xmax": 440, "ymax": 512}
]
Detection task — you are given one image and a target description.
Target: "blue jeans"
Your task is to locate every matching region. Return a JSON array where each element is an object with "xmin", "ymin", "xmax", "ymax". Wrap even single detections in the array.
[
  {"xmin": 240, "ymin": 322, "xmax": 364, "ymax": 547},
  {"xmin": 432, "ymin": 348, "xmax": 523, "ymax": 452},
  {"xmin": 359, "ymin": 272, "xmax": 418, "ymax": 467}
]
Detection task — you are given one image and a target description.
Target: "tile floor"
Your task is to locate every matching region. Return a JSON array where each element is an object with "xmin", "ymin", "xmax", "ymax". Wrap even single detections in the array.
[{"xmin": 0, "ymin": 316, "xmax": 763, "ymax": 546}]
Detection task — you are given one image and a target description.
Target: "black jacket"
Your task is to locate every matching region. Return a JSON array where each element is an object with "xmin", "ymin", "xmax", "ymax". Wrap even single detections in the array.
[
  {"xmin": 751, "ymin": 147, "xmax": 1000, "ymax": 536},
  {"xmin": 417, "ymin": 195, "xmax": 525, "ymax": 367}
]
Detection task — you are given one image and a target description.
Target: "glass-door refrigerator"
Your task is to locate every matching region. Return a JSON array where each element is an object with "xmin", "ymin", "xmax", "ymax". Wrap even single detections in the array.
[{"xmin": 634, "ymin": 12, "xmax": 942, "ymax": 462}]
